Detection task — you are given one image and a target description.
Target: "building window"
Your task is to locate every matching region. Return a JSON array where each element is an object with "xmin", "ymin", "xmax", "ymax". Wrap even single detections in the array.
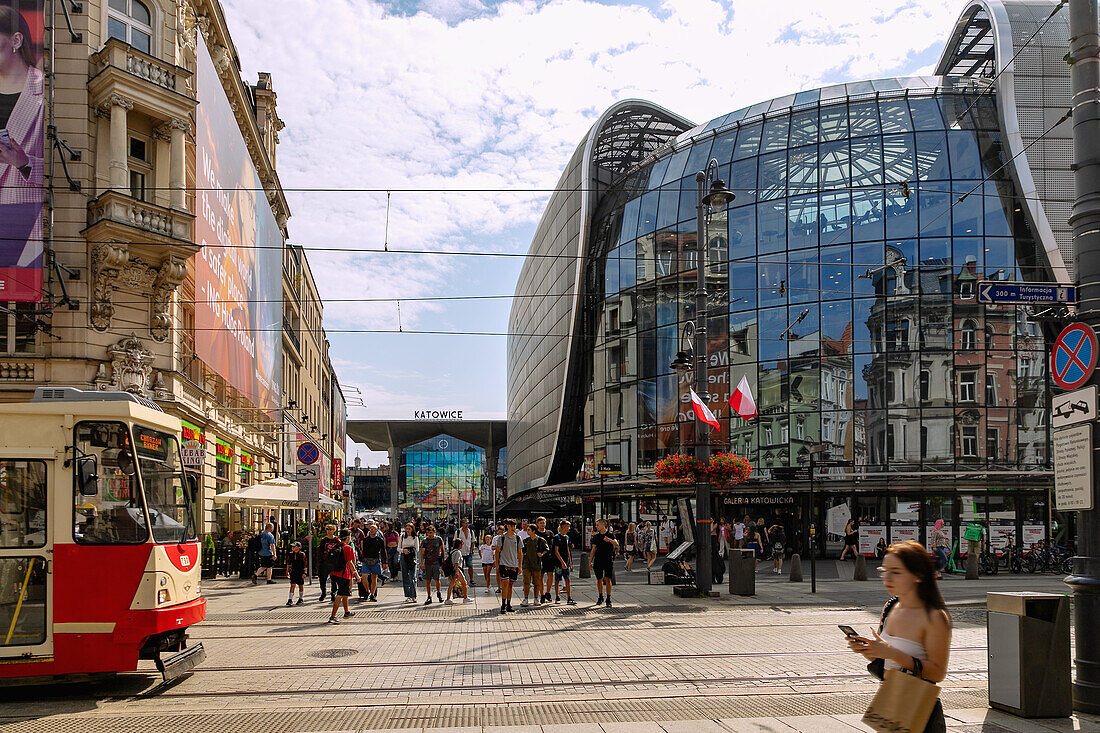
[
  {"xmin": 764, "ymin": 425, "xmax": 773, "ymax": 444},
  {"xmin": 822, "ymin": 416, "xmax": 833, "ymax": 441},
  {"xmin": 986, "ymin": 428, "xmax": 999, "ymax": 460},
  {"xmin": 961, "ymin": 319, "xmax": 976, "ymax": 351},
  {"xmin": 129, "ymin": 170, "xmax": 146, "ymax": 201},
  {"xmin": 985, "ymin": 372, "xmax": 997, "ymax": 405},
  {"xmin": 919, "ymin": 370, "xmax": 930, "ymax": 402},
  {"xmin": 0, "ymin": 303, "xmax": 36, "ymax": 355},
  {"xmin": 128, "ymin": 135, "xmax": 151, "ymax": 202},
  {"xmin": 107, "ymin": 0, "xmax": 153, "ymax": 54},
  {"xmin": 958, "ymin": 371, "xmax": 976, "ymax": 402},
  {"xmin": 796, "ymin": 417, "xmax": 805, "ymax": 440},
  {"xmin": 959, "ymin": 280, "xmax": 974, "ymax": 299},
  {"xmin": 885, "ymin": 371, "xmax": 896, "ymax": 403},
  {"xmin": 961, "ymin": 426, "xmax": 978, "ymax": 457}
]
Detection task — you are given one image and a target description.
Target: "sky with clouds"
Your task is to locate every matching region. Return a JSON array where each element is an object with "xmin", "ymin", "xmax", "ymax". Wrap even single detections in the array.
[{"xmin": 220, "ymin": 0, "xmax": 965, "ymax": 464}]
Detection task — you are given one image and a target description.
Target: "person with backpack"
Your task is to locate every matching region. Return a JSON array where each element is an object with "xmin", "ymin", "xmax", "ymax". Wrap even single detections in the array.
[
  {"xmin": 360, "ymin": 522, "xmax": 386, "ymax": 602},
  {"xmin": 328, "ymin": 530, "xmax": 360, "ymax": 625},
  {"xmin": 317, "ymin": 524, "xmax": 341, "ymax": 602},
  {"xmin": 444, "ymin": 537, "xmax": 473, "ymax": 605},
  {"xmin": 420, "ymin": 524, "xmax": 445, "ymax": 606},
  {"xmin": 520, "ymin": 523, "xmax": 550, "ymax": 607},
  {"xmin": 552, "ymin": 520, "xmax": 577, "ymax": 605},
  {"xmin": 251, "ymin": 523, "xmax": 277, "ymax": 585},
  {"xmin": 492, "ymin": 519, "xmax": 523, "ymax": 614}
]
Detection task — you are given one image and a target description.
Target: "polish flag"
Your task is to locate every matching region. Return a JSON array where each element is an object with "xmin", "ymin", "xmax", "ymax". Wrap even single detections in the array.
[
  {"xmin": 729, "ymin": 375, "xmax": 758, "ymax": 420},
  {"xmin": 689, "ymin": 388, "xmax": 721, "ymax": 432}
]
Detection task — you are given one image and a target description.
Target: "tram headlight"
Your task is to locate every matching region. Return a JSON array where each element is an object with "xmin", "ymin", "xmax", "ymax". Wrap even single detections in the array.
[{"xmin": 158, "ymin": 589, "xmax": 170, "ymax": 604}]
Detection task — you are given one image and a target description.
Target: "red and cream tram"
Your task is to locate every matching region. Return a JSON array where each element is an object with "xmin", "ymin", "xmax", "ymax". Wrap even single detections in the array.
[{"xmin": 0, "ymin": 388, "xmax": 205, "ymax": 683}]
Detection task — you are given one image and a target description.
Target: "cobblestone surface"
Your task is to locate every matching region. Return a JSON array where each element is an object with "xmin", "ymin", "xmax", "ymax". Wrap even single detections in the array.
[{"xmin": 0, "ymin": 570, "xmax": 1094, "ymax": 732}]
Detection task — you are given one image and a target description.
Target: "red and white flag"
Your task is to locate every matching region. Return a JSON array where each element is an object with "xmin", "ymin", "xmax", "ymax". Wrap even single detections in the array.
[
  {"xmin": 689, "ymin": 388, "xmax": 721, "ymax": 432},
  {"xmin": 729, "ymin": 375, "xmax": 757, "ymax": 420}
]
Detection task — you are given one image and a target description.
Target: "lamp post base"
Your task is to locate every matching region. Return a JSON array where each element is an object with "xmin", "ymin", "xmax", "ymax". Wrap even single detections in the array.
[{"xmin": 1067, "ymin": 556, "xmax": 1100, "ymax": 713}]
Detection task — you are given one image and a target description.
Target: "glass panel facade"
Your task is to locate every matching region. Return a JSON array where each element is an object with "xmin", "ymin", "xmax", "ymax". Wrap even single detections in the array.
[
  {"xmin": 401, "ymin": 434, "xmax": 486, "ymax": 517},
  {"xmin": 581, "ymin": 91, "xmax": 1052, "ymax": 484}
]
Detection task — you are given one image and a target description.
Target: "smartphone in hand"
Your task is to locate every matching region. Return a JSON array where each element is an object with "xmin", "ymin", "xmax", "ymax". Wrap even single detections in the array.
[{"xmin": 839, "ymin": 624, "xmax": 859, "ymax": 638}]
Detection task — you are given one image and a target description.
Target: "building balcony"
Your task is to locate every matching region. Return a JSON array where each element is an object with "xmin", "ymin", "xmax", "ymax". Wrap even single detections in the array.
[
  {"xmin": 84, "ymin": 190, "xmax": 196, "ymax": 254},
  {"xmin": 283, "ymin": 315, "xmax": 302, "ymax": 363},
  {"xmin": 89, "ymin": 38, "xmax": 195, "ymax": 120}
]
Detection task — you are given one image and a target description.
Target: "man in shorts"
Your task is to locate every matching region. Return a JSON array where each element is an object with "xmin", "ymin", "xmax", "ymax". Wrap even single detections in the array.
[
  {"xmin": 552, "ymin": 520, "xmax": 576, "ymax": 605},
  {"xmin": 492, "ymin": 519, "xmax": 523, "ymax": 614},
  {"xmin": 251, "ymin": 522, "xmax": 277, "ymax": 585},
  {"xmin": 521, "ymin": 524, "xmax": 549, "ymax": 607},
  {"xmin": 360, "ymin": 522, "xmax": 386, "ymax": 601},
  {"xmin": 420, "ymin": 524, "xmax": 445, "ymax": 606},
  {"xmin": 456, "ymin": 518, "xmax": 476, "ymax": 586},
  {"xmin": 535, "ymin": 516, "xmax": 557, "ymax": 603},
  {"xmin": 328, "ymin": 530, "xmax": 359, "ymax": 624},
  {"xmin": 589, "ymin": 518, "xmax": 618, "ymax": 608}
]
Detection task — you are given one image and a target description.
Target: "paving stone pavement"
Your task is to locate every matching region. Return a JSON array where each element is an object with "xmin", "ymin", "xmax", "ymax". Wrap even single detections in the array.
[{"xmin": 0, "ymin": 566, "xmax": 1095, "ymax": 733}]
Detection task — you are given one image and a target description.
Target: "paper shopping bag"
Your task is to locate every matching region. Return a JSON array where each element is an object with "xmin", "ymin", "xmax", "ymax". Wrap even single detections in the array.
[{"xmin": 862, "ymin": 669, "xmax": 942, "ymax": 733}]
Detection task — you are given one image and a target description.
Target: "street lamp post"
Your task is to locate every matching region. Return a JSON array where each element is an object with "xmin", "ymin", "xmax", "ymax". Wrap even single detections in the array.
[
  {"xmin": 671, "ymin": 159, "xmax": 736, "ymax": 596},
  {"xmin": 798, "ymin": 443, "xmax": 829, "ymax": 594}
]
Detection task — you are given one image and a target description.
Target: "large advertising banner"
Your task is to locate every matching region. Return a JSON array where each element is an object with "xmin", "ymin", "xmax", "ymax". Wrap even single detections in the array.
[
  {"xmin": 194, "ymin": 38, "xmax": 281, "ymax": 410},
  {"xmin": 0, "ymin": 0, "xmax": 44, "ymax": 302}
]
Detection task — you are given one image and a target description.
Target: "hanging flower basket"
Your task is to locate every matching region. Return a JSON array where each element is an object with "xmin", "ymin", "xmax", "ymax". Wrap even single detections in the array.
[
  {"xmin": 706, "ymin": 452, "xmax": 753, "ymax": 487},
  {"xmin": 655, "ymin": 453, "xmax": 705, "ymax": 484}
]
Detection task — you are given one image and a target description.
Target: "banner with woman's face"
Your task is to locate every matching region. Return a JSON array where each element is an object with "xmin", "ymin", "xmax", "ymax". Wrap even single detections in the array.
[
  {"xmin": 193, "ymin": 36, "xmax": 282, "ymax": 411},
  {"xmin": 0, "ymin": 0, "xmax": 45, "ymax": 302}
]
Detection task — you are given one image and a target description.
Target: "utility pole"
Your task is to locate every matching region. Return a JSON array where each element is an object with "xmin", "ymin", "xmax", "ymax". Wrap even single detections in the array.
[
  {"xmin": 1067, "ymin": 0, "xmax": 1100, "ymax": 713},
  {"xmin": 693, "ymin": 168, "xmax": 713, "ymax": 596}
]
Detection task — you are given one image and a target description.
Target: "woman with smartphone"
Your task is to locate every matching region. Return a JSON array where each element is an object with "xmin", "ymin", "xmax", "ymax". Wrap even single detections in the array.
[
  {"xmin": 0, "ymin": 6, "xmax": 41, "ymax": 190},
  {"xmin": 846, "ymin": 540, "xmax": 951, "ymax": 732}
]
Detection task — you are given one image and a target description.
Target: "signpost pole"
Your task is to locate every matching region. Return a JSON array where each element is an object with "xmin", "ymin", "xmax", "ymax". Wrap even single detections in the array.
[{"xmin": 1068, "ymin": 0, "xmax": 1100, "ymax": 712}]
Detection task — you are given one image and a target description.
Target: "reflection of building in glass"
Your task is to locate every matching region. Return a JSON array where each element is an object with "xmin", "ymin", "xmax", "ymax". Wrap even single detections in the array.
[
  {"xmin": 346, "ymin": 457, "xmax": 391, "ymax": 512},
  {"xmin": 508, "ymin": 0, "xmax": 1070, "ymax": 551}
]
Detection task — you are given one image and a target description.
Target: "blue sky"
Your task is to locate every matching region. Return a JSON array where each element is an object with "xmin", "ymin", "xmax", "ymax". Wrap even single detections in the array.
[{"xmin": 221, "ymin": 0, "xmax": 965, "ymax": 465}]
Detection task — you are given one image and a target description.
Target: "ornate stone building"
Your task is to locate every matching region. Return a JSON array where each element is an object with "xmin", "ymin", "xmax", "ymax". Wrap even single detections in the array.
[{"xmin": 0, "ymin": 0, "xmax": 345, "ymax": 534}]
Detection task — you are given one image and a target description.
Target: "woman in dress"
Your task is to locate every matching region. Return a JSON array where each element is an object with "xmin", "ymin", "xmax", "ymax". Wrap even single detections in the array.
[
  {"xmin": 840, "ymin": 517, "xmax": 860, "ymax": 561},
  {"xmin": 848, "ymin": 541, "xmax": 951, "ymax": 732},
  {"xmin": 624, "ymin": 522, "xmax": 637, "ymax": 572},
  {"xmin": 642, "ymin": 521, "xmax": 657, "ymax": 570}
]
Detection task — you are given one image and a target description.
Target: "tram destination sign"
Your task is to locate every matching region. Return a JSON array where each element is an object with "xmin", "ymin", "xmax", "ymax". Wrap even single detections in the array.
[{"xmin": 977, "ymin": 281, "xmax": 1075, "ymax": 305}]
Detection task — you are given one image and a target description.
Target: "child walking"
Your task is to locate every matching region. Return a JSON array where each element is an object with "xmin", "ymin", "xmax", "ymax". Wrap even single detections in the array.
[
  {"xmin": 285, "ymin": 541, "xmax": 305, "ymax": 606},
  {"xmin": 445, "ymin": 538, "xmax": 473, "ymax": 605},
  {"xmin": 479, "ymin": 534, "xmax": 495, "ymax": 595}
]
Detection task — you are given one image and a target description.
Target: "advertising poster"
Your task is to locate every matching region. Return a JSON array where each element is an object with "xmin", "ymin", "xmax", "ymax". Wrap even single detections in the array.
[
  {"xmin": 891, "ymin": 523, "xmax": 919, "ymax": 544},
  {"xmin": 989, "ymin": 523, "xmax": 1016, "ymax": 554},
  {"xmin": 0, "ymin": 0, "xmax": 44, "ymax": 302},
  {"xmin": 859, "ymin": 525, "xmax": 886, "ymax": 556},
  {"xmin": 404, "ymin": 446, "xmax": 482, "ymax": 509},
  {"xmin": 1022, "ymin": 523, "xmax": 1046, "ymax": 548},
  {"xmin": 194, "ymin": 38, "xmax": 281, "ymax": 410}
]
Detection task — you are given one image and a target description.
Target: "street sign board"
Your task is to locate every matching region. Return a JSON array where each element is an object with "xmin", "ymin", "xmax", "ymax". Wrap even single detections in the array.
[
  {"xmin": 295, "ymin": 464, "xmax": 320, "ymax": 502},
  {"xmin": 772, "ymin": 467, "xmax": 811, "ymax": 482},
  {"xmin": 977, "ymin": 281, "xmax": 1075, "ymax": 305},
  {"xmin": 181, "ymin": 439, "xmax": 206, "ymax": 469},
  {"xmin": 597, "ymin": 462, "xmax": 622, "ymax": 476},
  {"xmin": 1053, "ymin": 424, "xmax": 1094, "ymax": 511},
  {"xmin": 1052, "ymin": 323, "xmax": 1099, "ymax": 391},
  {"xmin": 1052, "ymin": 385, "xmax": 1098, "ymax": 430},
  {"xmin": 296, "ymin": 442, "xmax": 319, "ymax": 465}
]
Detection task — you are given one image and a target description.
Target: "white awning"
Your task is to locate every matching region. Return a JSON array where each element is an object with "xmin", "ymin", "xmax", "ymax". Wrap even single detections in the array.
[{"xmin": 212, "ymin": 477, "xmax": 342, "ymax": 510}]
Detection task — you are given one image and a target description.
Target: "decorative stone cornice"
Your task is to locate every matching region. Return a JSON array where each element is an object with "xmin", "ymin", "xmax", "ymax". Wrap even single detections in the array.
[
  {"xmin": 94, "ymin": 333, "xmax": 157, "ymax": 398},
  {"xmin": 151, "ymin": 256, "xmax": 188, "ymax": 343},
  {"xmin": 90, "ymin": 243, "xmax": 129, "ymax": 331}
]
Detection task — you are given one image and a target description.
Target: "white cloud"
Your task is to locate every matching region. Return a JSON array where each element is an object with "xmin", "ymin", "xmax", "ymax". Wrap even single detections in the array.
[{"xmin": 222, "ymin": 0, "xmax": 961, "ymax": 424}]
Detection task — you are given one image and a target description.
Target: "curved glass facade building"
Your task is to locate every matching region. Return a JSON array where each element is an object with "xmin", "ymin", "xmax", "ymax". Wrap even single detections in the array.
[{"xmin": 508, "ymin": 0, "xmax": 1073, "ymax": 550}]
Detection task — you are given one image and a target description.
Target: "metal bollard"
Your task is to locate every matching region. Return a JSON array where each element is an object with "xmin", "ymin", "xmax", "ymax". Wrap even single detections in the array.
[
  {"xmin": 789, "ymin": 553, "xmax": 803, "ymax": 582},
  {"xmin": 966, "ymin": 540, "xmax": 979, "ymax": 580},
  {"xmin": 853, "ymin": 553, "xmax": 868, "ymax": 581}
]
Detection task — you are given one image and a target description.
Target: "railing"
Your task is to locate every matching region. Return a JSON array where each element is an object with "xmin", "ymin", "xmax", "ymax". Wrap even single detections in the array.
[
  {"xmin": 283, "ymin": 315, "xmax": 301, "ymax": 352},
  {"xmin": 0, "ymin": 361, "xmax": 34, "ymax": 380},
  {"xmin": 88, "ymin": 191, "xmax": 191, "ymax": 240},
  {"xmin": 93, "ymin": 38, "xmax": 186, "ymax": 95}
]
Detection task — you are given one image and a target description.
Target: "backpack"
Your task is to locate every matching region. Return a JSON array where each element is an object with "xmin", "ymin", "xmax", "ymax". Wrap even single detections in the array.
[
  {"xmin": 326, "ymin": 541, "xmax": 346, "ymax": 568},
  {"xmin": 442, "ymin": 553, "xmax": 455, "ymax": 577}
]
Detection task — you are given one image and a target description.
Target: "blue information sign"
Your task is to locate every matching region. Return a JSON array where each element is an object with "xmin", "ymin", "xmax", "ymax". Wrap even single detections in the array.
[{"xmin": 977, "ymin": 281, "xmax": 1075, "ymax": 305}]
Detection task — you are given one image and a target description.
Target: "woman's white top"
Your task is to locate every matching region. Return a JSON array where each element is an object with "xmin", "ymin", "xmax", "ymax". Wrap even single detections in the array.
[
  {"xmin": 880, "ymin": 630, "xmax": 927, "ymax": 672},
  {"xmin": 398, "ymin": 535, "xmax": 419, "ymax": 558},
  {"xmin": 479, "ymin": 543, "xmax": 494, "ymax": 564}
]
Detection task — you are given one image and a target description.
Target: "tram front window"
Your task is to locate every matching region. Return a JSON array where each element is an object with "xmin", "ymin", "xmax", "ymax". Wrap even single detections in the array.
[
  {"xmin": 74, "ymin": 422, "xmax": 148, "ymax": 544},
  {"xmin": 133, "ymin": 426, "xmax": 197, "ymax": 543}
]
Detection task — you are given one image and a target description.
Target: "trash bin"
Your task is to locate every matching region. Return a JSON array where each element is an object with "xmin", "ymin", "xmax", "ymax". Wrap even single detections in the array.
[
  {"xmin": 728, "ymin": 548, "xmax": 756, "ymax": 596},
  {"xmin": 987, "ymin": 592, "xmax": 1072, "ymax": 718}
]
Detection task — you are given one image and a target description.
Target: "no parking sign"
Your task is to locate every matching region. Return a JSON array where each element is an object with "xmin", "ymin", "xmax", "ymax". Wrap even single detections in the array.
[{"xmin": 1052, "ymin": 323, "xmax": 1098, "ymax": 391}]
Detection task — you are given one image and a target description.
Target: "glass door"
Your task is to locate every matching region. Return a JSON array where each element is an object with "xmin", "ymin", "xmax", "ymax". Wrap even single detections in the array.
[{"xmin": 0, "ymin": 458, "xmax": 51, "ymax": 659}]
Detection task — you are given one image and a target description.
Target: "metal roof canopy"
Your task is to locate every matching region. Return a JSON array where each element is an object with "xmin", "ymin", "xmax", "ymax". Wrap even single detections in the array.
[{"xmin": 346, "ymin": 420, "xmax": 507, "ymax": 454}]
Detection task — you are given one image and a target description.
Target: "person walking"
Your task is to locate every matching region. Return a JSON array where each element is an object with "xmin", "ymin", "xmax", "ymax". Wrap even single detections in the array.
[
  {"xmin": 733, "ymin": 517, "xmax": 746, "ymax": 550},
  {"xmin": 624, "ymin": 522, "xmax": 637, "ymax": 572},
  {"xmin": 521, "ymin": 523, "xmax": 549, "ymax": 607},
  {"xmin": 420, "ymin": 524, "xmax": 445, "ymax": 606},
  {"xmin": 641, "ymin": 521, "xmax": 657, "ymax": 570},
  {"xmin": 317, "ymin": 524, "xmax": 341, "ymax": 602},
  {"xmin": 398, "ymin": 522, "xmax": 420, "ymax": 603},
  {"xmin": 840, "ymin": 517, "xmax": 860, "ymax": 561},
  {"xmin": 847, "ymin": 540, "xmax": 951, "ymax": 732},
  {"xmin": 251, "ymin": 522, "xmax": 277, "ymax": 585},
  {"xmin": 360, "ymin": 522, "xmax": 386, "ymax": 601},
  {"xmin": 479, "ymin": 534, "xmax": 495, "ymax": 594},
  {"xmin": 493, "ymin": 519, "xmax": 522, "ymax": 614},
  {"xmin": 590, "ymin": 518, "xmax": 618, "ymax": 608},
  {"xmin": 930, "ymin": 520, "xmax": 950, "ymax": 577},
  {"xmin": 285, "ymin": 541, "xmax": 306, "ymax": 606},
  {"xmin": 384, "ymin": 522, "xmax": 400, "ymax": 581},
  {"xmin": 770, "ymin": 523, "xmax": 786, "ymax": 574},
  {"xmin": 328, "ymin": 530, "xmax": 360, "ymax": 624},
  {"xmin": 718, "ymin": 518, "xmax": 732, "ymax": 559},
  {"xmin": 444, "ymin": 537, "xmax": 473, "ymax": 605},
  {"xmin": 536, "ymin": 516, "xmax": 556, "ymax": 603},
  {"xmin": 553, "ymin": 520, "xmax": 576, "ymax": 605},
  {"xmin": 456, "ymin": 518, "xmax": 476, "ymax": 587}
]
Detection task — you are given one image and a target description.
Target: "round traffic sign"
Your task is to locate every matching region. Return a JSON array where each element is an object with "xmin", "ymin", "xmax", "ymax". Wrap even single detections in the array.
[
  {"xmin": 1052, "ymin": 323, "xmax": 1098, "ymax": 390},
  {"xmin": 296, "ymin": 442, "xmax": 320, "ymax": 465}
]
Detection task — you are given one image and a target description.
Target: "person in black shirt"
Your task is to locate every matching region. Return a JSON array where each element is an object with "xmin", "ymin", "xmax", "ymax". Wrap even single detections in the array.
[
  {"xmin": 360, "ymin": 523, "xmax": 387, "ymax": 602},
  {"xmin": 285, "ymin": 542, "xmax": 306, "ymax": 605},
  {"xmin": 317, "ymin": 524, "xmax": 343, "ymax": 602},
  {"xmin": 552, "ymin": 520, "xmax": 576, "ymax": 605},
  {"xmin": 589, "ymin": 518, "xmax": 619, "ymax": 608}
]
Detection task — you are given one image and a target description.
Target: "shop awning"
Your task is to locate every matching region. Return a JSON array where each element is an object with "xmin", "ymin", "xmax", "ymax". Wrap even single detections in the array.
[{"xmin": 212, "ymin": 478, "xmax": 342, "ymax": 510}]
